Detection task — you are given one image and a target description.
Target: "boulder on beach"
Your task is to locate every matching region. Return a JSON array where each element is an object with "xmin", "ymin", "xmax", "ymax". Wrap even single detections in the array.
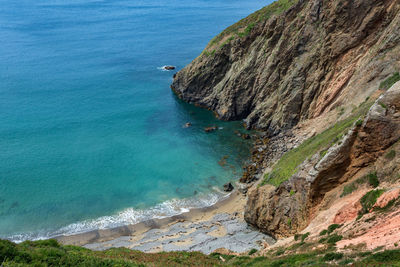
[{"xmin": 223, "ymin": 182, "xmax": 234, "ymax": 192}]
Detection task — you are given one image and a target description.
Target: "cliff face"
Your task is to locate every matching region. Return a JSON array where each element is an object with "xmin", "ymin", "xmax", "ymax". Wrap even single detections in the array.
[
  {"xmin": 171, "ymin": 0, "xmax": 400, "ymax": 135},
  {"xmin": 245, "ymin": 82, "xmax": 400, "ymax": 238}
]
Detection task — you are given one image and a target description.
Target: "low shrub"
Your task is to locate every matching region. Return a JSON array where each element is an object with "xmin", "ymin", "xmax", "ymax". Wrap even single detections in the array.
[
  {"xmin": 301, "ymin": 232, "xmax": 310, "ymax": 242},
  {"xmin": 319, "ymin": 237, "xmax": 327, "ymax": 243},
  {"xmin": 294, "ymin": 234, "xmax": 301, "ymax": 241},
  {"xmin": 319, "ymin": 229, "xmax": 328, "ymax": 236},
  {"xmin": 323, "ymin": 252, "xmax": 344, "ymax": 261},
  {"xmin": 367, "ymin": 172, "xmax": 379, "ymax": 188},
  {"xmin": 367, "ymin": 249, "xmax": 400, "ymax": 262},
  {"xmin": 275, "ymin": 248, "xmax": 285, "ymax": 256},
  {"xmin": 327, "ymin": 224, "xmax": 341, "ymax": 234},
  {"xmin": 339, "ymin": 258, "xmax": 354, "ymax": 265},
  {"xmin": 360, "ymin": 189, "xmax": 385, "ymax": 215},
  {"xmin": 248, "ymin": 248, "xmax": 258, "ymax": 255},
  {"xmin": 327, "ymin": 234, "xmax": 343, "ymax": 244}
]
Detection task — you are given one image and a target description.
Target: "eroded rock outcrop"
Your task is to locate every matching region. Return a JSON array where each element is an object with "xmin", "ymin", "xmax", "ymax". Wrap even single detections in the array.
[
  {"xmin": 172, "ymin": 0, "xmax": 400, "ymax": 135},
  {"xmin": 244, "ymin": 82, "xmax": 400, "ymax": 238}
]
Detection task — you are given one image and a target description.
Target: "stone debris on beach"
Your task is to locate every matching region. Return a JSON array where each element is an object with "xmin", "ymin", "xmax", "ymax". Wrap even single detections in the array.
[{"xmin": 84, "ymin": 213, "xmax": 274, "ymax": 254}]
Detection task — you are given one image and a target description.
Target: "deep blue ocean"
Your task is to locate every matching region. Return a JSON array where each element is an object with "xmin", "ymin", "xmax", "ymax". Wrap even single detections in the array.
[{"xmin": 0, "ymin": 0, "xmax": 269, "ymax": 241}]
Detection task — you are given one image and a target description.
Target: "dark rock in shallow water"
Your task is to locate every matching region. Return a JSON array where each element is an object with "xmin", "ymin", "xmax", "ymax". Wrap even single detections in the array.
[
  {"xmin": 204, "ymin": 126, "xmax": 217, "ymax": 133},
  {"xmin": 223, "ymin": 182, "xmax": 234, "ymax": 192},
  {"xmin": 163, "ymin": 65, "xmax": 175, "ymax": 70},
  {"xmin": 241, "ymin": 133, "xmax": 250, "ymax": 140}
]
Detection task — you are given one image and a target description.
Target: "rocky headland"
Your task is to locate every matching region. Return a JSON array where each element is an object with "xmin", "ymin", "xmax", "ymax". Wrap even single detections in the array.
[{"xmin": 171, "ymin": 0, "xmax": 400, "ymax": 259}]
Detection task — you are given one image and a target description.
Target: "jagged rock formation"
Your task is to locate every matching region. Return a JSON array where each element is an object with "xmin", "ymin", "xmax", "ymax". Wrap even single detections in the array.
[
  {"xmin": 244, "ymin": 82, "xmax": 400, "ymax": 238},
  {"xmin": 172, "ymin": 0, "xmax": 400, "ymax": 136}
]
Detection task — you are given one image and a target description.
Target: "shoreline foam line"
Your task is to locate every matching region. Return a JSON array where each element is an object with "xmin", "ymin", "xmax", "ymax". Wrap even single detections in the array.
[{"xmin": 6, "ymin": 191, "xmax": 230, "ymax": 243}]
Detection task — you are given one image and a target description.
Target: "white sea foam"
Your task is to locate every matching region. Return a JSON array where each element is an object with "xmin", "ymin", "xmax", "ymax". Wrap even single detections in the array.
[{"xmin": 7, "ymin": 191, "xmax": 227, "ymax": 243}]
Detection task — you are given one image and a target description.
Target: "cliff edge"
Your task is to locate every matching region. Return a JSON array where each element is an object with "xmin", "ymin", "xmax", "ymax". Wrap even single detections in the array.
[{"xmin": 171, "ymin": 0, "xmax": 400, "ymax": 136}]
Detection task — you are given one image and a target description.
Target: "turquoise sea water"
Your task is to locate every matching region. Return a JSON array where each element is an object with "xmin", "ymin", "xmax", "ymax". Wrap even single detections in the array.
[{"xmin": 0, "ymin": 0, "xmax": 269, "ymax": 241}]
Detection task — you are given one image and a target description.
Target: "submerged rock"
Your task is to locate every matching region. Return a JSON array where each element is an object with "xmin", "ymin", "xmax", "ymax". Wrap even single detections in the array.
[
  {"xmin": 204, "ymin": 126, "xmax": 217, "ymax": 133},
  {"xmin": 163, "ymin": 65, "xmax": 175, "ymax": 70},
  {"xmin": 183, "ymin": 122, "xmax": 192, "ymax": 128}
]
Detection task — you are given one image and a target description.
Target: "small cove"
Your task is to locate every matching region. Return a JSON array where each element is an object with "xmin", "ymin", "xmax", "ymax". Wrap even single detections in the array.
[{"xmin": 0, "ymin": 0, "xmax": 270, "ymax": 241}]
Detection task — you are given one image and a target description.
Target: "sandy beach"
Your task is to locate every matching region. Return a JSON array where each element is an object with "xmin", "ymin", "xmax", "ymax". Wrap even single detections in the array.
[{"xmin": 56, "ymin": 190, "xmax": 275, "ymax": 254}]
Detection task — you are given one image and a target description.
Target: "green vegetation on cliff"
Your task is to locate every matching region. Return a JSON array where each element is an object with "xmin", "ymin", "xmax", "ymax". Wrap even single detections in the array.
[
  {"xmin": 2, "ymin": 239, "xmax": 400, "ymax": 266},
  {"xmin": 261, "ymin": 100, "xmax": 374, "ymax": 187},
  {"xmin": 206, "ymin": 0, "xmax": 298, "ymax": 50},
  {"xmin": 380, "ymin": 72, "xmax": 400, "ymax": 90}
]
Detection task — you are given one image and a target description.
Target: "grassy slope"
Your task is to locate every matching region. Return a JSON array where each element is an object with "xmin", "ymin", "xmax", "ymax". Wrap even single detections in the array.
[
  {"xmin": 1, "ymin": 239, "xmax": 400, "ymax": 266},
  {"xmin": 204, "ymin": 0, "xmax": 298, "ymax": 53},
  {"xmin": 261, "ymin": 100, "xmax": 374, "ymax": 187}
]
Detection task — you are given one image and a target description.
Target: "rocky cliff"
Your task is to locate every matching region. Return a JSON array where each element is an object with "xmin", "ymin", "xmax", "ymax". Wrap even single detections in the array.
[
  {"xmin": 245, "ymin": 82, "xmax": 400, "ymax": 238},
  {"xmin": 171, "ymin": 0, "xmax": 400, "ymax": 241},
  {"xmin": 171, "ymin": 0, "xmax": 400, "ymax": 136}
]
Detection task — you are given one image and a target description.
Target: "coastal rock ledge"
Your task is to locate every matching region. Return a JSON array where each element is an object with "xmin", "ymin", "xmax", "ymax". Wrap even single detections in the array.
[{"xmin": 171, "ymin": 0, "xmax": 400, "ymax": 135}]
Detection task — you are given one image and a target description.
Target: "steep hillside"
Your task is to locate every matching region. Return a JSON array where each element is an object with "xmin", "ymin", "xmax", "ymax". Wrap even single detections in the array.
[
  {"xmin": 245, "ymin": 82, "xmax": 400, "ymax": 238},
  {"xmin": 171, "ymin": 0, "xmax": 400, "ymax": 136},
  {"xmin": 171, "ymin": 0, "xmax": 400, "ymax": 248}
]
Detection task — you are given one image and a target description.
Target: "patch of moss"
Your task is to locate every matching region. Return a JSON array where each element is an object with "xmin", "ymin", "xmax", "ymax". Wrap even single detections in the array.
[
  {"xmin": 379, "ymin": 72, "xmax": 400, "ymax": 90},
  {"xmin": 341, "ymin": 183, "xmax": 357, "ymax": 197},
  {"xmin": 385, "ymin": 150, "xmax": 396, "ymax": 160},
  {"xmin": 359, "ymin": 189, "xmax": 385, "ymax": 215},
  {"xmin": 374, "ymin": 198, "xmax": 397, "ymax": 213}
]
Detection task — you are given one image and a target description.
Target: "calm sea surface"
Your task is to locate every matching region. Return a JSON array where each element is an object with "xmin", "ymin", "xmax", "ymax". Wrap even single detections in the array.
[{"xmin": 0, "ymin": 0, "xmax": 269, "ymax": 241}]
